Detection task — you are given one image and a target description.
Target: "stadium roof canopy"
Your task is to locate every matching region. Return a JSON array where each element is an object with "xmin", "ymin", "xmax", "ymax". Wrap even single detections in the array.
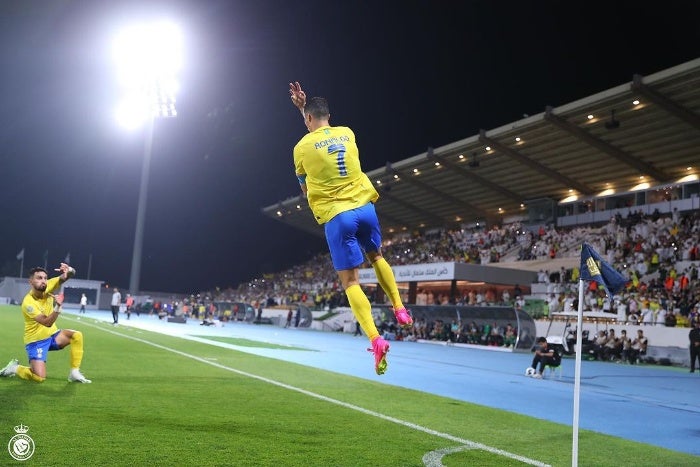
[{"xmin": 263, "ymin": 57, "xmax": 700, "ymax": 238}]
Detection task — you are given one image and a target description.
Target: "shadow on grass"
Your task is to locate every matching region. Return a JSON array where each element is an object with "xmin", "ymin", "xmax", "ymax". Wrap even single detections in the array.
[
  {"xmin": 1, "ymin": 378, "xmax": 31, "ymax": 430},
  {"xmin": 1, "ymin": 375, "xmax": 78, "ymax": 428}
]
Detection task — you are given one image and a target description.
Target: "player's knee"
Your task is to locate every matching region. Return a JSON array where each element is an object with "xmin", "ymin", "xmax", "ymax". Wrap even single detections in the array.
[{"xmin": 72, "ymin": 331, "xmax": 83, "ymax": 342}]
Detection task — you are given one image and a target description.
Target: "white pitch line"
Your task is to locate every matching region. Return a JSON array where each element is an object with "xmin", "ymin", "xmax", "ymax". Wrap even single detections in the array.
[
  {"xmin": 423, "ymin": 445, "xmax": 476, "ymax": 467},
  {"xmin": 69, "ymin": 317, "xmax": 550, "ymax": 467}
]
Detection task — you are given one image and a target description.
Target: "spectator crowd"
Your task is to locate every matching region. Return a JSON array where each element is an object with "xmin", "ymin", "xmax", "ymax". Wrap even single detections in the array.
[{"xmin": 199, "ymin": 208, "xmax": 700, "ymax": 327}]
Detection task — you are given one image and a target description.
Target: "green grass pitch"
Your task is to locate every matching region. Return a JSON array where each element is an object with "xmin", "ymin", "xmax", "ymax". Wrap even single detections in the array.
[{"xmin": 0, "ymin": 306, "xmax": 694, "ymax": 466}]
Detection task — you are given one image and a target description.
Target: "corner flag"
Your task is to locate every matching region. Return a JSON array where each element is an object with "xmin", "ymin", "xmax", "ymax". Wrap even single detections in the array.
[
  {"xmin": 580, "ymin": 242, "xmax": 627, "ymax": 296},
  {"xmin": 16, "ymin": 248, "xmax": 24, "ymax": 261},
  {"xmin": 573, "ymin": 243, "xmax": 628, "ymax": 465}
]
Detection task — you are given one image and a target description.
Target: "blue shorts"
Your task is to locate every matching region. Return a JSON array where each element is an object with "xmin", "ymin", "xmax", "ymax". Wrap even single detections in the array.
[
  {"xmin": 25, "ymin": 331, "xmax": 62, "ymax": 362},
  {"xmin": 324, "ymin": 203, "xmax": 382, "ymax": 271}
]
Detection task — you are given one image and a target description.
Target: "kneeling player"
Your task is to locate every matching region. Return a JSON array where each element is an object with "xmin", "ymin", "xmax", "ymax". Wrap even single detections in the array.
[{"xmin": 0, "ymin": 264, "xmax": 91, "ymax": 383}]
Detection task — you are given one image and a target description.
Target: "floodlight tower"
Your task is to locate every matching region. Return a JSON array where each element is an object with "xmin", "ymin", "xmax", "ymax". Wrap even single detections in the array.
[{"xmin": 114, "ymin": 22, "xmax": 181, "ymax": 294}]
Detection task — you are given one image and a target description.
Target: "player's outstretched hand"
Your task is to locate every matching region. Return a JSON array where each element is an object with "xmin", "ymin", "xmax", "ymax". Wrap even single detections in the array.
[
  {"xmin": 289, "ymin": 81, "xmax": 306, "ymax": 110},
  {"xmin": 55, "ymin": 263, "xmax": 76, "ymax": 280}
]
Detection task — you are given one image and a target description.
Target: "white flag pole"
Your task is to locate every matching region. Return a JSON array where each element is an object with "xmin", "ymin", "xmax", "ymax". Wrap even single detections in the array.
[{"xmin": 572, "ymin": 279, "xmax": 584, "ymax": 466}]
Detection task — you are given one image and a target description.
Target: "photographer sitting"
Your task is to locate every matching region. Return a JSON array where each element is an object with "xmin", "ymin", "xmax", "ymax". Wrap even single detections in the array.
[
  {"xmin": 602, "ymin": 329, "xmax": 621, "ymax": 361},
  {"xmin": 529, "ymin": 337, "xmax": 561, "ymax": 379},
  {"xmin": 628, "ymin": 329, "xmax": 648, "ymax": 364},
  {"xmin": 592, "ymin": 330, "xmax": 608, "ymax": 360}
]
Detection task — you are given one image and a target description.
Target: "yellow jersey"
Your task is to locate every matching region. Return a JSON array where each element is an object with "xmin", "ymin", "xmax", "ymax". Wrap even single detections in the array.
[
  {"xmin": 22, "ymin": 277, "xmax": 61, "ymax": 344},
  {"xmin": 294, "ymin": 125, "xmax": 378, "ymax": 224}
]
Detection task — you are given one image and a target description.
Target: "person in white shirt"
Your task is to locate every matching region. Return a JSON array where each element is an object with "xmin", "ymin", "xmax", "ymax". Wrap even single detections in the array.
[
  {"xmin": 629, "ymin": 330, "xmax": 648, "ymax": 364},
  {"xmin": 592, "ymin": 331, "xmax": 608, "ymax": 360},
  {"xmin": 111, "ymin": 288, "xmax": 122, "ymax": 325},
  {"xmin": 619, "ymin": 330, "xmax": 633, "ymax": 362},
  {"xmin": 563, "ymin": 293, "xmax": 575, "ymax": 313},
  {"xmin": 79, "ymin": 293, "xmax": 87, "ymax": 314},
  {"xmin": 548, "ymin": 294, "xmax": 560, "ymax": 314},
  {"xmin": 655, "ymin": 307, "xmax": 667, "ymax": 326},
  {"xmin": 603, "ymin": 329, "xmax": 621, "ymax": 361},
  {"xmin": 615, "ymin": 299, "xmax": 627, "ymax": 322}
]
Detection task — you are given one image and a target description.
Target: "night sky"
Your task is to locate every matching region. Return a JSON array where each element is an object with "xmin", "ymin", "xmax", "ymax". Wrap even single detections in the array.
[{"xmin": 1, "ymin": 1, "xmax": 698, "ymax": 293}]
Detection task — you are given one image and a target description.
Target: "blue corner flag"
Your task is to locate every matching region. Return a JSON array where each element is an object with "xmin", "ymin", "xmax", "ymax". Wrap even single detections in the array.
[{"xmin": 580, "ymin": 242, "xmax": 627, "ymax": 296}]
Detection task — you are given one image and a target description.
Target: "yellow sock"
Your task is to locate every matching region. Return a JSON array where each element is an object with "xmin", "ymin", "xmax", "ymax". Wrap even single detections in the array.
[
  {"xmin": 17, "ymin": 365, "xmax": 45, "ymax": 383},
  {"xmin": 70, "ymin": 331, "xmax": 84, "ymax": 369},
  {"xmin": 372, "ymin": 257, "xmax": 405, "ymax": 310},
  {"xmin": 345, "ymin": 284, "xmax": 379, "ymax": 341}
]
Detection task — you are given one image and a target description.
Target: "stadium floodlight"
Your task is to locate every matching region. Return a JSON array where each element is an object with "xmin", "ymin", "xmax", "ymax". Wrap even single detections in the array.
[
  {"xmin": 113, "ymin": 21, "xmax": 182, "ymax": 294},
  {"xmin": 114, "ymin": 21, "xmax": 181, "ymax": 128}
]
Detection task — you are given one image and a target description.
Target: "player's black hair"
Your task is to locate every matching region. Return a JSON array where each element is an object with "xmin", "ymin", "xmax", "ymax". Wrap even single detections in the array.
[
  {"xmin": 304, "ymin": 97, "xmax": 330, "ymax": 119},
  {"xmin": 29, "ymin": 267, "xmax": 47, "ymax": 277}
]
